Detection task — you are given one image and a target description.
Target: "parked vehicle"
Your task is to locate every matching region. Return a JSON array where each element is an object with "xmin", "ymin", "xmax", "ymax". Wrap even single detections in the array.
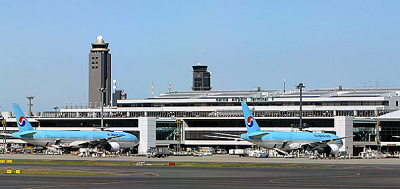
[
  {"xmin": 216, "ymin": 149, "xmax": 227, "ymax": 154},
  {"xmin": 229, "ymin": 149, "xmax": 248, "ymax": 157},
  {"xmin": 254, "ymin": 152, "xmax": 269, "ymax": 158},
  {"xmin": 147, "ymin": 147, "xmax": 171, "ymax": 158}
]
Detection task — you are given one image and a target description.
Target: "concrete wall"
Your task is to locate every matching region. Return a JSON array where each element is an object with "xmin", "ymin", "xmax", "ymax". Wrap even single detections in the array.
[{"xmin": 334, "ymin": 116, "xmax": 354, "ymax": 155}]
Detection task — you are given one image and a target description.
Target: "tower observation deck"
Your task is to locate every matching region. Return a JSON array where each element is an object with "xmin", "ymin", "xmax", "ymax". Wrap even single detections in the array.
[{"xmin": 192, "ymin": 63, "xmax": 211, "ymax": 91}]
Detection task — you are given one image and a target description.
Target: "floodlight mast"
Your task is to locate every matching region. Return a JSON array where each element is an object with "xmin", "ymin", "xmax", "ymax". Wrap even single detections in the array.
[{"xmin": 296, "ymin": 83, "xmax": 306, "ymax": 130}]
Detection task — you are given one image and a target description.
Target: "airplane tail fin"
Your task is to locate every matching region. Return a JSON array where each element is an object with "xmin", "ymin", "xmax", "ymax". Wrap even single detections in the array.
[
  {"xmin": 13, "ymin": 103, "xmax": 34, "ymax": 132},
  {"xmin": 241, "ymin": 101, "xmax": 261, "ymax": 133}
]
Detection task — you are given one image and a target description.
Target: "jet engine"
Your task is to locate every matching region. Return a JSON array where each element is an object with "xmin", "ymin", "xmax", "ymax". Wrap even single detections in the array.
[
  {"xmin": 327, "ymin": 144, "xmax": 340, "ymax": 155},
  {"xmin": 105, "ymin": 142, "xmax": 120, "ymax": 152}
]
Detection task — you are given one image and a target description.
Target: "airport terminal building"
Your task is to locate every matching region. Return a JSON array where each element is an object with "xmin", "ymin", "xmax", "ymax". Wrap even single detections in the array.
[
  {"xmin": 2, "ymin": 37, "xmax": 400, "ymax": 156},
  {"xmin": 3, "ymin": 85, "xmax": 400, "ymax": 156}
]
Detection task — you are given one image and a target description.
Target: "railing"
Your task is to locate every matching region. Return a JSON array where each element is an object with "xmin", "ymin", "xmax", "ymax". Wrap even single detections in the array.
[{"xmin": 41, "ymin": 109, "xmax": 396, "ymax": 119}]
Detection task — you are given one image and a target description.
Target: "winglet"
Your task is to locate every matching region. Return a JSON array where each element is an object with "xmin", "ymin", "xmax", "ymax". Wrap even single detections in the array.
[
  {"xmin": 13, "ymin": 103, "xmax": 34, "ymax": 132},
  {"xmin": 241, "ymin": 101, "xmax": 262, "ymax": 133}
]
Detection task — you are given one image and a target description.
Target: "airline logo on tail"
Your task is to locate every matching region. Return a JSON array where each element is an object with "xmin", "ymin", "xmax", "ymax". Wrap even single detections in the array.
[
  {"xmin": 246, "ymin": 116, "xmax": 254, "ymax": 128},
  {"xmin": 18, "ymin": 116, "xmax": 26, "ymax": 127}
]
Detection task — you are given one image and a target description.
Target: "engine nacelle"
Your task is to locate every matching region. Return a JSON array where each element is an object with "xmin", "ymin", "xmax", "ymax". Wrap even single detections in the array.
[
  {"xmin": 328, "ymin": 144, "xmax": 340, "ymax": 155},
  {"xmin": 105, "ymin": 142, "xmax": 120, "ymax": 152}
]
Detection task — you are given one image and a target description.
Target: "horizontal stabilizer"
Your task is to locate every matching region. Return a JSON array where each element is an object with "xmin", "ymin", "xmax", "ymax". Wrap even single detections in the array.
[
  {"xmin": 248, "ymin": 132, "xmax": 270, "ymax": 139},
  {"xmin": 21, "ymin": 132, "xmax": 37, "ymax": 137},
  {"xmin": 0, "ymin": 133, "xmax": 12, "ymax": 137}
]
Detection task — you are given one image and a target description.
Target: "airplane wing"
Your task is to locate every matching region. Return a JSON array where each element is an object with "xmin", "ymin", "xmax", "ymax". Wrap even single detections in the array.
[
  {"xmin": 204, "ymin": 133, "xmax": 244, "ymax": 140},
  {"xmin": 213, "ymin": 133, "xmax": 242, "ymax": 138},
  {"xmin": 306, "ymin": 135, "xmax": 353, "ymax": 148},
  {"xmin": 67, "ymin": 135, "xmax": 126, "ymax": 148},
  {"xmin": 204, "ymin": 135, "xmax": 244, "ymax": 140},
  {"xmin": 205, "ymin": 132, "xmax": 269, "ymax": 140}
]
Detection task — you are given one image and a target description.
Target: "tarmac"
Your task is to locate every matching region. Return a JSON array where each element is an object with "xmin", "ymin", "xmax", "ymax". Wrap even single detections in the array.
[
  {"xmin": 1, "ymin": 153, "xmax": 399, "ymax": 165},
  {"xmin": 1, "ymin": 154, "xmax": 399, "ymax": 188}
]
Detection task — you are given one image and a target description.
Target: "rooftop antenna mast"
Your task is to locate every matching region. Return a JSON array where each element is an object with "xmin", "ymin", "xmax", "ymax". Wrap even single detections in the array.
[
  {"xmin": 283, "ymin": 78, "xmax": 286, "ymax": 94},
  {"xmin": 152, "ymin": 82, "xmax": 154, "ymax": 98}
]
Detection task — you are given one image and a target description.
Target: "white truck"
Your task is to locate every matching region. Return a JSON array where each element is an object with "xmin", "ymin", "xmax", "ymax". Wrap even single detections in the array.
[{"xmin": 229, "ymin": 149, "xmax": 248, "ymax": 157}]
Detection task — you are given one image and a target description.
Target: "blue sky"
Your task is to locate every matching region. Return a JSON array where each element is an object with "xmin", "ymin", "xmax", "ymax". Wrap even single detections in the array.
[{"xmin": 1, "ymin": 1, "xmax": 400, "ymax": 112}]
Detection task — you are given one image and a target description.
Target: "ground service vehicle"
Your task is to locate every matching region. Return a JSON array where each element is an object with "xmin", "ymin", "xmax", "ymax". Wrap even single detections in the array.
[{"xmin": 147, "ymin": 147, "xmax": 171, "ymax": 158}]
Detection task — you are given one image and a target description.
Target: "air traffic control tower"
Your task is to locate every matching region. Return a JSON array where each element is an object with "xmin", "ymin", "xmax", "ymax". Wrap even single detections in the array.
[
  {"xmin": 192, "ymin": 63, "xmax": 211, "ymax": 91},
  {"xmin": 88, "ymin": 36, "xmax": 111, "ymax": 107}
]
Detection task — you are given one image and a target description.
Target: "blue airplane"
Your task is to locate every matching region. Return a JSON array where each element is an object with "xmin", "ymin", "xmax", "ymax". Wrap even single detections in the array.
[
  {"xmin": 1, "ymin": 104, "xmax": 139, "ymax": 152},
  {"xmin": 240, "ymin": 101, "xmax": 345, "ymax": 155},
  {"xmin": 208, "ymin": 102, "xmax": 346, "ymax": 155}
]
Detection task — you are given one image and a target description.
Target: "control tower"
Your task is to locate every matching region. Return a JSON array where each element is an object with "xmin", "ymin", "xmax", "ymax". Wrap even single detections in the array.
[
  {"xmin": 88, "ymin": 36, "xmax": 111, "ymax": 107},
  {"xmin": 192, "ymin": 63, "xmax": 211, "ymax": 91}
]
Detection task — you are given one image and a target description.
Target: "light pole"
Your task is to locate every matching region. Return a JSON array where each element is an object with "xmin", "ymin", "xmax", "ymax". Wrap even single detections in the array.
[
  {"xmin": 296, "ymin": 83, "xmax": 306, "ymax": 130},
  {"xmin": 99, "ymin": 88, "xmax": 107, "ymax": 131},
  {"xmin": 1, "ymin": 106, "xmax": 6, "ymax": 153},
  {"xmin": 26, "ymin": 96, "xmax": 35, "ymax": 117}
]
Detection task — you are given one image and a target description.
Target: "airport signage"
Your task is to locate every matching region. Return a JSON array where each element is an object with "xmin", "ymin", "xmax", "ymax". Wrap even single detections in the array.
[
  {"xmin": 0, "ymin": 160, "xmax": 12, "ymax": 163},
  {"xmin": 6, "ymin": 169, "xmax": 21, "ymax": 174},
  {"xmin": 381, "ymin": 142, "xmax": 400, "ymax": 146},
  {"xmin": 216, "ymin": 97, "xmax": 271, "ymax": 102}
]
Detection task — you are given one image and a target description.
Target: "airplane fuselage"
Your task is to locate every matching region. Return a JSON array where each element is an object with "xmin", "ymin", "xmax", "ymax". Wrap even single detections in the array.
[
  {"xmin": 241, "ymin": 131, "xmax": 343, "ymax": 151},
  {"xmin": 12, "ymin": 130, "xmax": 139, "ymax": 149}
]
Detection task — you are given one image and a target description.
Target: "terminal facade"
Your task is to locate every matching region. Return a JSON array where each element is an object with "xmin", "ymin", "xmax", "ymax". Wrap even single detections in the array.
[
  {"xmin": 3, "ymin": 86, "xmax": 400, "ymax": 155},
  {"xmin": 2, "ymin": 37, "xmax": 400, "ymax": 156}
]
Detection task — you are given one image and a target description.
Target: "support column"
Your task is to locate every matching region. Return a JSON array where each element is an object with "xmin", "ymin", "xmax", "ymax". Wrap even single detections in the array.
[
  {"xmin": 138, "ymin": 117, "xmax": 156, "ymax": 154},
  {"xmin": 334, "ymin": 116, "xmax": 354, "ymax": 155}
]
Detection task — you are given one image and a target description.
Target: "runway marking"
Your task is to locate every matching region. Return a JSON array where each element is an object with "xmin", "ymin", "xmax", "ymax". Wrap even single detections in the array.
[
  {"xmin": 344, "ymin": 166, "xmax": 369, "ymax": 169},
  {"xmin": 130, "ymin": 172, "xmax": 159, "ymax": 176},
  {"xmin": 284, "ymin": 164, "xmax": 299, "ymax": 166},
  {"xmin": 373, "ymin": 166, "xmax": 394, "ymax": 170},
  {"xmin": 344, "ymin": 165, "xmax": 394, "ymax": 170},
  {"xmin": 268, "ymin": 177, "xmax": 400, "ymax": 188}
]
